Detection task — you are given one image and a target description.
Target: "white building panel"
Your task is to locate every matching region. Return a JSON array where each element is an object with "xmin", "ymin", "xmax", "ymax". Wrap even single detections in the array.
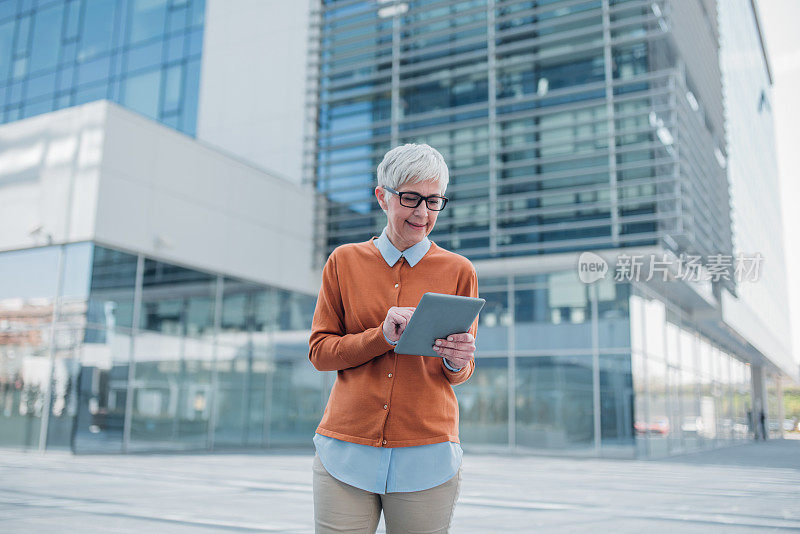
[
  {"xmin": 0, "ymin": 103, "xmax": 104, "ymax": 250},
  {"xmin": 196, "ymin": 0, "xmax": 310, "ymax": 183},
  {"xmin": 0, "ymin": 101, "xmax": 317, "ymax": 296}
]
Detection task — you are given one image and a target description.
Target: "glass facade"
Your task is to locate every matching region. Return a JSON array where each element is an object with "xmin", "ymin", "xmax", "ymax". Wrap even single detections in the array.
[
  {"xmin": 0, "ymin": 244, "xmax": 756, "ymax": 455},
  {"xmin": 461, "ymin": 272, "xmax": 635, "ymax": 454},
  {"xmin": 458, "ymin": 271, "xmax": 754, "ymax": 456},
  {"xmin": 0, "ymin": 243, "xmax": 92, "ymax": 450},
  {"xmin": 0, "ymin": 0, "xmax": 778, "ymax": 458},
  {"xmin": 310, "ymin": 0, "xmax": 731, "ymax": 265},
  {"xmin": 0, "ymin": 243, "xmax": 319, "ymax": 453},
  {"xmin": 0, "ymin": 0, "xmax": 205, "ymax": 135},
  {"xmin": 629, "ymin": 287, "xmax": 753, "ymax": 457}
]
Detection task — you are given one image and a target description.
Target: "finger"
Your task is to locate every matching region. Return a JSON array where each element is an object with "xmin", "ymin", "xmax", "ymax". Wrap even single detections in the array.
[
  {"xmin": 436, "ymin": 347, "xmax": 475, "ymax": 361},
  {"xmin": 389, "ymin": 311, "xmax": 408, "ymax": 326},
  {"xmin": 393, "ymin": 316, "xmax": 411, "ymax": 329},
  {"xmin": 432, "ymin": 345, "xmax": 474, "ymax": 359},
  {"xmin": 396, "ymin": 309, "xmax": 415, "ymax": 320},
  {"xmin": 444, "ymin": 332, "xmax": 474, "ymax": 344},
  {"xmin": 435, "ymin": 339, "xmax": 475, "ymax": 351}
]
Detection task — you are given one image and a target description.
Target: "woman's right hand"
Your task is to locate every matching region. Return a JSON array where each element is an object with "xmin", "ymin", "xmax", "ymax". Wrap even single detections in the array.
[{"xmin": 383, "ymin": 307, "xmax": 416, "ymax": 343}]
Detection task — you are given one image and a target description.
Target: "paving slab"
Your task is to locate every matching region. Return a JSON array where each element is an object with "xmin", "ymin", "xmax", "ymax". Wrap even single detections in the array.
[{"xmin": 1, "ymin": 440, "xmax": 798, "ymax": 533}]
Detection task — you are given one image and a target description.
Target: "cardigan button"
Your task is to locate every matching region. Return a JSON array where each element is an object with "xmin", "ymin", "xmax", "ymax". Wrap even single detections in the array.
[
  {"xmin": 383, "ymin": 440, "xmax": 387, "ymax": 445},
  {"xmin": 383, "ymin": 404, "xmax": 388, "ymax": 410},
  {"xmin": 388, "ymin": 373, "xmax": 392, "ymax": 378},
  {"xmin": 394, "ymin": 283, "xmax": 399, "ymax": 288}
]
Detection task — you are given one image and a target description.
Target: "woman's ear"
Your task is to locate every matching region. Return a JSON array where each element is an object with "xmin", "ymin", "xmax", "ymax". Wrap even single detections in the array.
[{"xmin": 375, "ymin": 186, "xmax": 388, "ymax": 212}]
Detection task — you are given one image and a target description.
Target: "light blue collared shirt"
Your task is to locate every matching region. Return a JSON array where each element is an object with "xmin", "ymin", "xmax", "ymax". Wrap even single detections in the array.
[
  {"xmin": 373, "ymin": 226, "xmax": 430, "ymax": 267},
  {"xmin": 314, "ymin": 228, "xmax": 463, "ymax": 494}
]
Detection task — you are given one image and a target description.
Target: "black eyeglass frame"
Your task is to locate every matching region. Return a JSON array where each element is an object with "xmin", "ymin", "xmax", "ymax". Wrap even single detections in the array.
[{"xmin": 382, "ymin": 186, "xmax": 449, "ymax": 211}]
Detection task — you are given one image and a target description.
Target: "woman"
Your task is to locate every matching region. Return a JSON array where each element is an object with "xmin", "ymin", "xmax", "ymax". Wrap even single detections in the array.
[{"xmin": 308, "ymin": 143, "xmax": 479, "ymax": 533}]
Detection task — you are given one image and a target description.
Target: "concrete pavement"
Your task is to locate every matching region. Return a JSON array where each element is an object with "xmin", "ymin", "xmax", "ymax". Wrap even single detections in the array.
[{"xmin": 1, "ymin": 440, "xmax": 799, "ymax": 533}]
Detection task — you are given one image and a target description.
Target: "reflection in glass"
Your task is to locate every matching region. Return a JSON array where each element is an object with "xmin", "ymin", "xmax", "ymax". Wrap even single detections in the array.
[
  {"xmin": 0, "ymin": 246, "xmax": 61, "ymax": 299},
  {"xmin": 76, "ymin": 245, "xmax": 135, "ymax": 452},
  {"xmin": 596, "ymin": 280, "xmax": 630, "ymax": 348},
  {"xmin": 128, "ymin": 0, "xmax": 168, "ymax": 44},
  {"xmin": 269, "ymin": 344, "xmax": 325, "ymax": 447},
  {"xmin": 0, "ymin": 243, "xmax": 92, "ymax": 450},
  {"xmin": 717, "ymin": 353, "xmax": 732, "ymax": 444},
  {"xmin": 600, "ymin": 354, "xmax": 633, "ymax": 447},
  {"xmin": 0, "ymin": 241, "xmax": 321, "ymax": 453},
  {"xmin": 73, "ymin": 327, "xmax": 132, "ymax": 453},
  {"xmin": 29, "ymin": 4, "xmax": 62, "ymax": 73},
  {"xmin": 86, "ymin": 246, "xmax": 138, "ymax": 333},
  {"xmin": 645, "ymin": 356, "xmax": 669, "ymax": 457},
  {"xmin": 732, "ymin": 360, "xmax": 751, "ymax": 440},
  {"xmin": 80, "ymin": 0, "xmax": 117, "ymax": 59},
  {"xmin": 515, "ymin": 273, "xmax": 592, "ymax": 352},
  {"xmin": 476, "ymin": 291, "xmax": 509, "ymax": 353},
  {"xmin": 667, "ymin": 365, "xmax": 683, "ymax": 452},
  {"xmin": 643, "ymin": 297, "xmax": 666, "ymax": 360},
  {"xmin": 516, "ymin": 356, "xmax": 594, "ymax": 449},
  {"xmin": 456, "ymin": 357, "xmax": 508, "ymax": 444},
  {"xmin": 681, "ymin": 365, "xmax": 701, "ymax": 450},
  {"xmin": 214, "ymin": 280, "xmax": 268, "ymax": 447},
  {"xmin": 631, "ymin": 350, "xmax": 648, "ymax": 456},
  {"xmin": 123, "ymin": 68, "xmax": 162, "ymax": 120},
  {"xmin": 129, "ymin": 332, "xmax": 213, "ymax": 451}
]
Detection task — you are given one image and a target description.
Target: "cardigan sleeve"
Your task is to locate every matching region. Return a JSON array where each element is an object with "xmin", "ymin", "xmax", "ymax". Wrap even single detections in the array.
[
  {"xmin": 442, "ymin": 262, "xmax": 479, "ymax": 385},
  {"xmin": 308, "ymin": 251, "xmax": 393, "ymax": 372}
]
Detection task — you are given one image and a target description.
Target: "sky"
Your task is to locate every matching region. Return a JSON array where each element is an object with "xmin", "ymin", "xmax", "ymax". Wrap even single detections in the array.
[{"xmin": 757, "ymin": 0, "xmax": 800, "ymax": 365}]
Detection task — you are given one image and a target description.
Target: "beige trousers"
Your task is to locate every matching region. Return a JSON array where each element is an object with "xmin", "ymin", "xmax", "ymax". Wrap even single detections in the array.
[{"xmin": 312, "ymin": 455, "xmax": 462, "ymax": 534}]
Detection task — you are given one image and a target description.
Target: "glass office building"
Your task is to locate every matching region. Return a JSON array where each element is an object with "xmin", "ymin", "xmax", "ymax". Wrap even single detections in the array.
[
  {"xmin": 0, "ymin": 0, "xmax": 205, "ymax": 135},
  {"xmin": 0, "ymin": 0, "xmax": 325, "ymax": 455},
  {"xmin": 0, "ymin": 0, "xmax": 790, "ymax": 458},
  {"xmin": 308, "ymin": 0, "xmax": 790, "ymax": 457},
  {"xmin": 0, "ymin": 243, "xmax": 318, "ymax": 453},
  {"xmin": 310, "ymin": 0, "xmax": 730, "ymax": 264}
]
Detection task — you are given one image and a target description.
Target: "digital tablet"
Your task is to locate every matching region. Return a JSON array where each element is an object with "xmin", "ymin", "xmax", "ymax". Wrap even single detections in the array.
[{"xmin": 394, "ymin": 292, "xmax": 485, "ymax": 358}]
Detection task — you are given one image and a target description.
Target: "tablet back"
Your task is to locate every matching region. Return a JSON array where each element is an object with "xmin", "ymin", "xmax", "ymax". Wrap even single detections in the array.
[{"xmin": 394, "ymin": 292, "xmax": 485, "ymax": 358}]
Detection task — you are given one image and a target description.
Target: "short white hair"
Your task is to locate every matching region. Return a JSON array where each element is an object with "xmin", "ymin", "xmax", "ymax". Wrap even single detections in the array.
[{"xmin": 376, "ymin": 143, "xmax": 449, "ymax": 201}]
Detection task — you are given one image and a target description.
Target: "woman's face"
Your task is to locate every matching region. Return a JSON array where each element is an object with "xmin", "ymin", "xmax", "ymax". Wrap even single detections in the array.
[{"xmin": 375, "ymin": 179, "xmax": 443, "ymax": 251}]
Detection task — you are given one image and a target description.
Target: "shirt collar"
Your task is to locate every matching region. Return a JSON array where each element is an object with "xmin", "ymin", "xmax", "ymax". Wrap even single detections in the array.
[{"xmin": 373, "ymin": 227, "xmax": 431, "ymax": 267}]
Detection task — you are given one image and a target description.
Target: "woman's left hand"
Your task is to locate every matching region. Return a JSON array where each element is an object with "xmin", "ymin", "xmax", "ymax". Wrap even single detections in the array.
[{"xmin": 433, "ymin": 332, "xmax": 475, "ymax": 370}]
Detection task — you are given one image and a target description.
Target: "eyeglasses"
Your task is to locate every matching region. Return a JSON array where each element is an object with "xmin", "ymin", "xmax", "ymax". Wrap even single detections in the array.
[{"xmin": 383, "ymin": 186, "xmax": 449, "ymax": 211}]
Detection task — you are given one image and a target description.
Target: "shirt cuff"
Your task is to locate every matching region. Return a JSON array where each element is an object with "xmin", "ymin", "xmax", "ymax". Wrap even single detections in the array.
[
  {"xmin": 443, "ymin": 358, "xmax": 463, "ymax": 372},
  {"xmin": 383, "ymin": 330, "xmax": 398, "ymax": 346}
]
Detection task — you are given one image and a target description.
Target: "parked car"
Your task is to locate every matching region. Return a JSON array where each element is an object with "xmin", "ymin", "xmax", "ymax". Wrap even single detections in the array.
[{"xmin": 634, "ymin": 418, "xmax": 670, "ymax": 435}]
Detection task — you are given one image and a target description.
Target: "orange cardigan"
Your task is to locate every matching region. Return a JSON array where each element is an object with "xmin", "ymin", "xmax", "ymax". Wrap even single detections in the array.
[{"xmin": 308, "ymin": 238, "xmax": 479, "ymax": 447}]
